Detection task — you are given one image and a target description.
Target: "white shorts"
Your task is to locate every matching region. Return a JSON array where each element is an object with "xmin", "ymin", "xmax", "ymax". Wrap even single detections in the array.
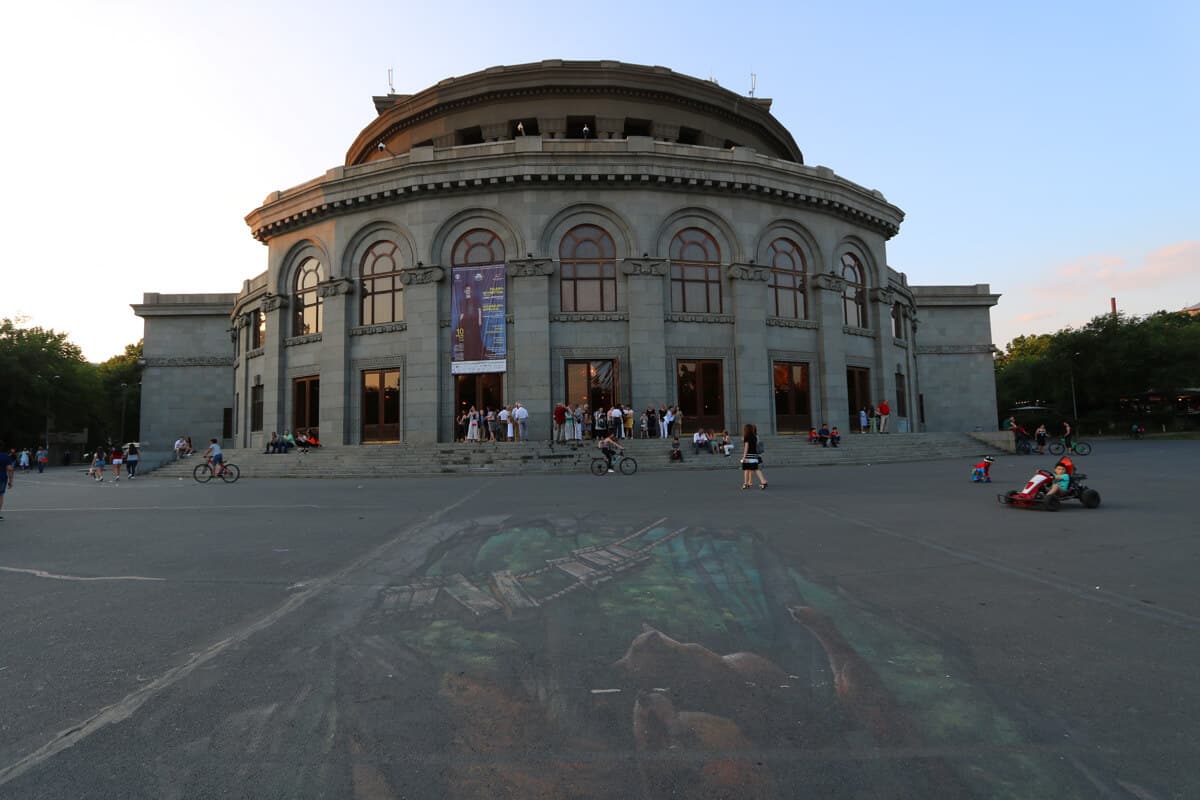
[{"xmin": 112, "ymin": 459, "xmax": 122, "ymax": 465}]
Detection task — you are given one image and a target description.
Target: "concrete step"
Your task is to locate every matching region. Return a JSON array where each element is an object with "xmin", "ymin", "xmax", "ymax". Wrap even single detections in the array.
[{"xmin": 148, "ymin": 433, "xmax": 1002, "ymax": 479}]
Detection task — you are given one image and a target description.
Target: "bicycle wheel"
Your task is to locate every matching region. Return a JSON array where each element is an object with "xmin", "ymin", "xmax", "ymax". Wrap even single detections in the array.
[
  {"xmin": 220, "ymin": 463, "xmax": 241, "ymax": 483},
  {"xmin": 619, "ymin": 456, "xmax": 638, "ymax": 475},
  {"xmin": 1073, "ymin": 442, "xmax": 1092, "ymax": 456},
  {"xmin": 590, "ymin": 458, "xmax": 607, "ymax": 476},
  {"xmin": 193, "ymin": 463, "xmax": 213, "ymax": 483},
  {"xmin": 1048, "ymin": 441, "xmax": 1065, "ymax": 456}
]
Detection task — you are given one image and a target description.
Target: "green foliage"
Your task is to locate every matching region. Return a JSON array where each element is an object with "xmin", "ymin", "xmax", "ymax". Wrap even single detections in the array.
[
  {"xmin": 0, "ymin": 317, "xmax": 142, "ymax": 449},
  {"xmin": 995, "ymin": 311, "xmax": 1200, "ymax": 426}
]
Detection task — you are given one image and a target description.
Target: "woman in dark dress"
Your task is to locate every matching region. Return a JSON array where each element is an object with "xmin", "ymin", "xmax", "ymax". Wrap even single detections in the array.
[{"xmin": 740, "ymin": 423, "xmax": 767, "ymax": 490}]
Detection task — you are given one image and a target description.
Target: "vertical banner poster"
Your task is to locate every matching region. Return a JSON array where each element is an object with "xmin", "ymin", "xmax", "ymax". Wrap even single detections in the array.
[{"xmin": 451, "ymin": 264, "xmax": 507, "ymax": 374}]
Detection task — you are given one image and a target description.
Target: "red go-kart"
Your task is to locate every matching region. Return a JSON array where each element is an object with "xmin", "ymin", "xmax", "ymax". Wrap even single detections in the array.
[{"xmin": 997, "ymin": 458, "xmax": 1101, "ymax": 512}]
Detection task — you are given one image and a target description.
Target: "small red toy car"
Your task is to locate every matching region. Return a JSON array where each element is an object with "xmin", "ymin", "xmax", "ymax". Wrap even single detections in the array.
[{"xmin": 997, "ymin": 457, "xmax": 1101, "ymax": 511}]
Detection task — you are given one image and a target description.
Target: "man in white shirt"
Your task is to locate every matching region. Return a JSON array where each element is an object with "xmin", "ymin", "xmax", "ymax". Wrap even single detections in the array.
[
  {"xmin": 174, "ymin": 436, "xmax": 187, "ymax": 460},
  {"xmin": 513, "ymin": 402, "xmax": 529, "ymax": 441},
  {"xmin": 692, "ymin": 429, "xmax": 709, "ymax": 454},
  {"xmin": 608, "ymin": 405, "xmax": 624, "ymax": 438},
  {"xmin": 497, "ymin": 406, "xmax": 510, "ymax": 441}
]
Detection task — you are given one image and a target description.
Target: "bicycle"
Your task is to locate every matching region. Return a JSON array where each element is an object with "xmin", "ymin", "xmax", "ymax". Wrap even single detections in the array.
[
  {"xmin": 1048, "ymin": 438, "xmax": 1092, "ymax": 456},
  {"xmin": 590, "ymin": 451, "xmax": 638, "ymax": 476},
  {"xmin": 193, "ymin": 458, "xmax": 241, "ymax": 483}
]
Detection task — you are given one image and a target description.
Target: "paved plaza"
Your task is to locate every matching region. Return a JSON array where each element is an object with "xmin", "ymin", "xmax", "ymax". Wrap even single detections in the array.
[{"xmin": 0, "ymin": 441, "xmax": 1196, "ymax": 799}]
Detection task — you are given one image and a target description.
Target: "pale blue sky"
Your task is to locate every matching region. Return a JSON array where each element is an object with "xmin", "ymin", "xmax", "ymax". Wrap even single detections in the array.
[{"xmin": 3, "ymin": 0, "xmax": 1197, "ymax": 361}]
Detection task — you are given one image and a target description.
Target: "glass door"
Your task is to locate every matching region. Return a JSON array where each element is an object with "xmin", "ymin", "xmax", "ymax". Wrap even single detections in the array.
[
  {"xmin": 676, "ymin": 360, "xmax": 724, "ymax": 433},
  {"xmin": 362, "ymin": 369, "xmax": 401, "ymax": 442},
  {"xmin": 293, "ymin": 376, "xmax": 320, "ymax": 437},
  {"xmin": 773, "ymin": 362, "xmax": 811, "ymax": 433}
]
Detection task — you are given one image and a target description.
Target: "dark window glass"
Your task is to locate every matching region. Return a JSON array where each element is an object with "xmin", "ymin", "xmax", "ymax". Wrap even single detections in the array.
[
  {"xmin": 670, "ymin": 228, "xmax": 722, "ymax": 313},
  {"xmin": 773, "ymin": 362, "xmax": 811, "ymax": 433},
  {"xmin": 675, "ymin": 359, "xmax": 724, "ymax": 432},
  {"xmin": 452, "ymin": 229, "xmax": 505, "ymax": 266},
  {"xmin": 292, "ymin": 257, "xmax": 324, "ymax": 336},
  {"xmin": 892, "ymin": 302, "xmax": 905, "ymax": 339},
  {"xmin": 251, "ymin": 309, "xmax": 266, "ymax": 349},
  {"xmin": 841, "ymin": 253, "xmax": 867, "ymax": 328},
  {"xmin": 895, "ymin": 373, "xmax": 908, "ymax": 418},
  {"xmin": 560, "ymin": 225, "xmax": 617, "ymax": 311},
  {"xmin": 565, "ymin": 359, "xmax": 617, "ymax": 410},
  {"xmin": 361, "ymin": 241, "xmax": 404, "ymax": 325},
  {"xmin": 294, "ymin": 376, "xmax": 319, "ymax": 433},
  {"xmin": 362, "ymin": 369, "xmax": 401, "ymax": 442},
  {"xmin": 768, "ymin": 238, "xmax": 807, "ymax": 319}
]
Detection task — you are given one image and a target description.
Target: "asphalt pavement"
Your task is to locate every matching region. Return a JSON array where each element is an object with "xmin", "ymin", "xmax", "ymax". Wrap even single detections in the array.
[{"xmin": 0, "ymin": 440, "xmax": 1195, "ymax": 799}]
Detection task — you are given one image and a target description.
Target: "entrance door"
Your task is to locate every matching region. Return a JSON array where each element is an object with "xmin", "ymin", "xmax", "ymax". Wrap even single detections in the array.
[
  {"xmin": 846, "ymin": 367, "xmax": 870, "ymax": 430},
  {"xmin": 293, "ymin": 375, "xmax": 319, "ymax": 437},
  {"xmin": 676, "ymin": 360, "xmax": 724, "ymax": 433},
  {"xmin": 565, "ymin": 359, "xmax": 617, "ymax": 410},
  {"xmin": 454, "ymin": 373, "xmax": 504, "ymax": 436},
  {"xmin": 773, "ymin": 361, "xmax": 812, "ymax": 433},
  {"xmin": 362, "ymin": 369, "xmax": 401, "ymax": 442}
]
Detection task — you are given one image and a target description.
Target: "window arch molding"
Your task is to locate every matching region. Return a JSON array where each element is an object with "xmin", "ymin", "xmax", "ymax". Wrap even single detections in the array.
[
  {"xmin": 839, "ymin": 251, "xmax": 869, "ymax": 329},
  {"xmin": 277, "ymin": 238, "xmax": 331, "ymax": 297},
  {"xmin": 343, "ymin": 222, "xmax": 416, "ymax": 326},
  {"xmin": 652, "ymin": 207, "xmax": 741, "ymax": 264},
  {"xmin": 537, "ymin": 203, "xmax": 636, "ymax": 260},
  {"xmin": 430, "ymin": 208, "xmax": 522, "ymax": 266}
]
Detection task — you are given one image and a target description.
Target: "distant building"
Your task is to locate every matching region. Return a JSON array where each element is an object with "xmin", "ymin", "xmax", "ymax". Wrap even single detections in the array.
[
  {"xmin": 1182, "ymin": 301, "xmax": 1200, "ymax": 316},
  {"xmin": 134, "ymin": 60, "xmax": 1000, "ymax": 450}
]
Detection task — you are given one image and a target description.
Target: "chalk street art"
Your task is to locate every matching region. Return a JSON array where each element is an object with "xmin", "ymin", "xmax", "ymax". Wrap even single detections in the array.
[{"xmin": 326, "ymin": 515, "xmax": 1137, "ymax": 799}]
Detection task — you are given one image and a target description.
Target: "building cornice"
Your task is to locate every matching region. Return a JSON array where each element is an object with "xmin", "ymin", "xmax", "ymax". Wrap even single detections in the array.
[{"xmin": 247, "ymin": 144, "xmax": 903, "ymax": 244}]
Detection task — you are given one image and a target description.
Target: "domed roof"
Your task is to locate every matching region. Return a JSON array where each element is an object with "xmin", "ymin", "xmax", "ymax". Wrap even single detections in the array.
[{"xmin": 346, "ymin": 60, "xmax": 803, "ymax": 165}]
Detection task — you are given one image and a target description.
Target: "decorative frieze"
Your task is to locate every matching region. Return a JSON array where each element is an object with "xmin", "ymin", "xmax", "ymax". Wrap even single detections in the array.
[
  {"xmin": 727, "ymin": 262, "xmax": 770, "ymax": 282},
  {"xmin": 766, "ymin": 317, "xmax": 818, "ymax": 329},
  {"xmin": 399, "ymin": 266, "xmax": 445, "ymax": 285},
  {"xmin": 621, "ymin": 259, "xmax": 666, "ymax": 277},
  {"xmin": 508, "ymin": 258, "xmax": 554, "ymax": 277},
  {"xmin": 915, "ymin": 344, "xmax": 996, "ymax": 355},
  {"xmin": 550, "ymin": 312, "xmax": 629, "ymax": 322},
  {"xmin": 666, "ymin": 313, "xmax": 735, "ymax": 324},
  {"xmin": 842, "ymin": 325, "xmax": 876, "ymax": 339},
  {"xmin": 142, "ymin": 356, "xmax": 235, "ymax": 367},
  {"xmin": 351, "ymin": 322, "xmax": 408, "ymax": 336},
  {"xmin": 285, "ymin": 333, "xmax": 324, "ymax": 347}
]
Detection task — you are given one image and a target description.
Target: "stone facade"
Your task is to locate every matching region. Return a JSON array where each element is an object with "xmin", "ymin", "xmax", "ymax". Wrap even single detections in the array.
[{"xmin": 135, "ymin": 61, "xmax": 1000, "ymax": 448}]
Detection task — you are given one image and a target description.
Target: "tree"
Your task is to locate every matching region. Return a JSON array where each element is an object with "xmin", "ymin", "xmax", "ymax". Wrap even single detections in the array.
[{"xmin": 0, "ymin": 317, "xmax": 96, "ymax": 448}]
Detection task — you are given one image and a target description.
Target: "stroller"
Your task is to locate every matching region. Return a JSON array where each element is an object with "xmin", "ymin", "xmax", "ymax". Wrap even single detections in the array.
[{"xmin": 997, "ymin": 457, "xmax": 1101, "ymax": 512}]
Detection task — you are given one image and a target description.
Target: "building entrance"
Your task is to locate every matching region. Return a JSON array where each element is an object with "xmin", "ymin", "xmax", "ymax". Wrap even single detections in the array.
[
  {"xmin": 773, "ymin": 361, "xmax": 812, "ymax": 433},
  {"xmin": 454, "ymin": 373, "xmax": 504, "ymax": 437},
  {"xmin": 846, "ymin": 367, "xmax": 871, "ymax": 431},
  {"xmin": 362, "ymin": 369, "xmax": 401, "ymax": 442},
  {"xmin": 565, "ymin": 359, "xmax": 618, "ymax": 411},
  {"xmin": 676, "ymin": 359, "xmax": 724, "ymax": 433},
  {"xmin": 293, "ymin": 375, "xmax": 319, "ymax": 437}
]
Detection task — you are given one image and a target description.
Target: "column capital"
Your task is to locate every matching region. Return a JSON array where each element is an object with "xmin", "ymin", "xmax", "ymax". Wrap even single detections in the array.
[
  {"xmin": 869, "ymin": 287, "xmax": 896, "ymax": 306},
  {"xmin": 399, "ymin": 266, "xmax": 445, "ymax": 285},
  {"xmin": 262, "ymin": 293, "xmax": 289, "ymax": 311},
  {"xmin": 621, "ymin": 258, "xmax": 666, "ymax": 277},
  {"xmin": 811, "ymin": 273, "xmax": 846, "ymax": 293},
  {"xmin": 508, "ymin": 258, "xmax": 555, "ymax": 278},
  {"xmin": 727, "ymin": 262, "xmax": 770, "ymax": 282},
  {"xmin": 317, "ymin": 277, "xmax": 355, "ymax": 298}
]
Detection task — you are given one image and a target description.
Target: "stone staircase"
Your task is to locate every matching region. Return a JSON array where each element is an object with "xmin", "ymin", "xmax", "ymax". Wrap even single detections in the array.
[{"xmin": 148, "ymin": 433, "xmax": 1001, "ymax": 480}]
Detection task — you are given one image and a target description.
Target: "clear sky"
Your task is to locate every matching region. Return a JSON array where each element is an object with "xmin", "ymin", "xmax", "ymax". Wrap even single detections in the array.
[{"xmin": 3, "ymin": 0, "xmax": 1197, "ymax": 362}]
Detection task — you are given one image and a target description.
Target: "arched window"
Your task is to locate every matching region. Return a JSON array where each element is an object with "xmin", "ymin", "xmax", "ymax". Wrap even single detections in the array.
[
  {"xmin": 841, "ymin": 253, "xmax": 867, "ymax": 328},
  {"xmin": 452, "ymin": 228, "xmax": 505, "ymax": 265},
  {"xmin": 670, "ymin": 228, "xmax": 722, "ymax": 313},
  {"xmin": 560, "ymin": 224, "xmax": 616, "ymax": 312},
  {"xmin": 360, "ymin": 241, "xmax": 404, "ymax": 325},
  {"xmin": 293, "ymin": 257, "xmax": 325, "ymax": 335},
  {"xmin": 767, "ymin": 238, "xmax": 807, "ymax": 319}
]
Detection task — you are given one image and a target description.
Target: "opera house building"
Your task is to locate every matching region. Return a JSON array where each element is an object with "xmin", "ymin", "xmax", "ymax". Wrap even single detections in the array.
[{"xmin": 134, "ymin": 60, "xmax": 999, "ymax": 449}]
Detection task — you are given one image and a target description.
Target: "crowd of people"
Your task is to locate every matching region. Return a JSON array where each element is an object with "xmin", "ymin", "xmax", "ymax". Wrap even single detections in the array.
[
  {"xmin": 453, "ymin": 402, "xmax": 693, "ymax": 444},
  {"xmin": 263, "ymin": 429, "xmax": 321, "ymax": 454},
  {"xmin": 857, "ymin": 401, "xmax": 892, "ymax": 433}
]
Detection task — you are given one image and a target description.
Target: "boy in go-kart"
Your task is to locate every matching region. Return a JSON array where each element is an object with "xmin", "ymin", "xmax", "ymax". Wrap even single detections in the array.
[{"xmin": 998, "ymin": 456, "xmax": 1101, "ymax": 511}]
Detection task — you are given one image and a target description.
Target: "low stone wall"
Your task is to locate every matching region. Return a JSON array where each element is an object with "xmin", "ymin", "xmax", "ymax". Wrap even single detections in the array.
[{"xmin": 968, "ymin": 430, "xmax": 1014, "ymax": 453}]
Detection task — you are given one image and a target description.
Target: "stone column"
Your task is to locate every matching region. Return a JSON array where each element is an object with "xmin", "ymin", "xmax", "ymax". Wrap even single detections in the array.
[
  {"xmin": 728, "ymin": 262, "xmax": 771, "ymax": 431},
  {"xmin": 811, "ymin": 273, "xmax": 849, "ymax": 427},
  {"xmin": 621, "ymin": 259, "xmax": 668, "ymax": 412},
  {"xmin": 399, "ymin": 266, "xmax": 445, "ymax": 445},
  {"xmin": 261, "ymin": 292, "xmax": 290, "ymax": 438},
  {"xmin": 316, "ymin": 277, "xmax": 354, "ymax": 445},
  {"xmin": 508, "ymin": 258, "xmax": 554, "ymax": 440}
]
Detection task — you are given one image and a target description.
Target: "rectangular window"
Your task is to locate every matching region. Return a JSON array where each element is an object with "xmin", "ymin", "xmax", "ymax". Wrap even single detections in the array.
[
  {"xmin": 670, "ymin": 265, "xmax": 722, "ymax": 313},
  {"xmin": 895, "ymin": 373, "xmax": 908, "ymax": 418},
  {"xmin": 222, "ymin": 408, "xmax": 233, "ymax": 440},
  {"xmin": 250, "ymin": 309, "xmax": 266, "ymax": 349},
  {"xmin": 293, "ymin": 376, "xmax": 320, "ymax": 434},
  {"xmin": 773, "ymin": 362, "xmax": 812, "ymax": 433},
  {"xmin": 676, "ymin": 359, "xmax": 724, "ymax": 433},
  {"xmin": 565, "ymin": 360, "xmax": 617, "ymax": 410},
  {"xmin": 362, "ymin": 369, "xmax": 401, "ymax": 442},
  {"xmin": 250, "ymin": 384, "xmax": 264, "ymax": 432}
]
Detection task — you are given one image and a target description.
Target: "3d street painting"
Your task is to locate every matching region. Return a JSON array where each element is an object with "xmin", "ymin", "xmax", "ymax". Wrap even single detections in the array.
[{"xmin": 318, "ymin": 515, "xmax": 1144, "ymax": 800}]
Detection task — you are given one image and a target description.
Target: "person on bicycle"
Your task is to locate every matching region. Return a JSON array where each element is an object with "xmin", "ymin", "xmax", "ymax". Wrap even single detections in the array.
[
  {"xmin": 203, "ymin": 438, "xmax": 224, "ymax": 476},
  {"xmin": 597, "ymin": 433, "xmax": 623, "ymax": 473}
]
